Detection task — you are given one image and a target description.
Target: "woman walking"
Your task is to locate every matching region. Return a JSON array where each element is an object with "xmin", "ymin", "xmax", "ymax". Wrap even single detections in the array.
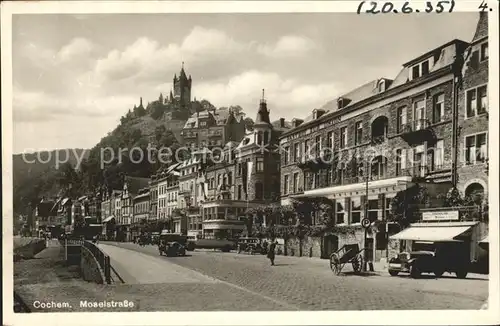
[{"xmin": 267, "ymin": 239, "xmax": 277, "ymax": 266}]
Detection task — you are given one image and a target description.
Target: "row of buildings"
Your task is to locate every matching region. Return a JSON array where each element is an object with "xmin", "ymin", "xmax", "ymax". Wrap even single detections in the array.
[{"xmin": 35, "ymin": 13, "xmax": 489, "ymax": 261}]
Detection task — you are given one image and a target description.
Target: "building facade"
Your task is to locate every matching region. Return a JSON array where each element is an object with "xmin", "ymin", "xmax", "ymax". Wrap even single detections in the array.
[
  {"xmin": 457, "ymin": 12, "xmax": 489, "ymax": 200},
  {"xmin": 279, "ymin": 38, "xmax": 473, "ymax": 262},
  {"xmin": 180, "ymin": 108, "xmax": 246, "ymax": 150},
  {"xmin": 119, "ymin": 176, "xmax": 150, "ymax": 241}
]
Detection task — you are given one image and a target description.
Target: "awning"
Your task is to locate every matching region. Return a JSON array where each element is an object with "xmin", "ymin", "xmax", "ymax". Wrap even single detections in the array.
[
  {"xmin": 480, "ymin": 236, "xmax": 489, "ymax": 244},
  {"xmin": 390, "ymin": 225, "xmax": 473, "ymax": 242},
  {"xmin": 102, "ymin": 216, "xmax": 115, "ymax": 223}
]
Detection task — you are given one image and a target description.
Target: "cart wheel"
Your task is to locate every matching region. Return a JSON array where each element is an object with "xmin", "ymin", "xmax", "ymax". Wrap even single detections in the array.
[
  {"xmin": 352, "ymin": 254, "xmax": 363, "ymax": 273},
  {"xmin": 330, "ymin": 253, "xmax": 341, "ymax": 275}
]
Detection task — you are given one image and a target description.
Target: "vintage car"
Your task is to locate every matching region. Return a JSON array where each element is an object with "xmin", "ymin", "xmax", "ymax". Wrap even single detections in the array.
[
  {"xmin": 388, "ymin": 242, "xmax": 470, "ymax": 279},
  {"xmin": 237, "ymin": 237, "xmax": 263, "ymax": 255},
  {"xmin": 159, "ymin": 241, "xmax": 186, "ymax": 257}
]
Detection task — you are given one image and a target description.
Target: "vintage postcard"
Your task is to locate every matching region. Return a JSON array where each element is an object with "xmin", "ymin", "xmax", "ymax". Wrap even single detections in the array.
[{"xmin": 1, "ymin": 1, "xmax": 499, "ymax": 325}]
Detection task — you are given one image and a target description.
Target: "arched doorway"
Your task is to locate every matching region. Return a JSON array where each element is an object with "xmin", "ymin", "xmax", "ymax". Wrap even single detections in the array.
[{"xmin": 465, "ymin": 183, "xmax": 485, "ymax": 205}]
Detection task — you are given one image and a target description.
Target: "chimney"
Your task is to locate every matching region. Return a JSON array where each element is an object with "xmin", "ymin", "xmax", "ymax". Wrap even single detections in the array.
[
  {"xmin": 292, "ymin": 118, "xmax": 304, "ymax": 128},
  {"xmin": 280, "ymin": 118, "xmax": 285, "ymax": 127}
]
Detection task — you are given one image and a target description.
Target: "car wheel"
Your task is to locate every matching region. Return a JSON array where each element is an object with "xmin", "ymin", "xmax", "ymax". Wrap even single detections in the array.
[
  {"xmin": 389, "ymin": 270, "xmax": 399, "ymax": 276},
  {"xmin": 410, "ymin": 265, "xmax": 421, "ymax": 278},
  {"xmin": 455, "ymin": 270, "xmax": 468, "ymax": 279},
  {"xmin": 434, "ymin": 269, "xmax": 445, "ymax": 277}
]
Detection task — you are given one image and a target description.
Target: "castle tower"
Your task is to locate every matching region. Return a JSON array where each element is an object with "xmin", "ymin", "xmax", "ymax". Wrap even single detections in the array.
[{"xmin": 172, "ymin": 62, "xmax": 192, "ymax": 109}]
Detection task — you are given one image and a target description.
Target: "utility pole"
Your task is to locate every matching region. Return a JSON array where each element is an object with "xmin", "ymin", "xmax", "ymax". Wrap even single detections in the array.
[{"xmin": 363, "ymin": 160, "xmax": 369, "ymax": 272}]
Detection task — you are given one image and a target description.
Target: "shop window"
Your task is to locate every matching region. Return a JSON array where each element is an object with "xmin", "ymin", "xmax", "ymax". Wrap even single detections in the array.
[
  {"xmin": 336, "ymin": 200, "xmax": 345, "ymax": 224},
  {"xmin": 351, "ymin": 197, "xmax": 362, "ymax": 224}
]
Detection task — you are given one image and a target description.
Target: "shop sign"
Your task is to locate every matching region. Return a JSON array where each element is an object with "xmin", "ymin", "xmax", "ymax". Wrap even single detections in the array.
[{"xmin": 422, "ymin": 210, "xmax": 459, "ymax": 221}]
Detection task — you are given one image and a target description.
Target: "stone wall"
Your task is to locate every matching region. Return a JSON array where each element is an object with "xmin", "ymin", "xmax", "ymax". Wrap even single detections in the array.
[
  {"xmin": 276, "ymin": 229, "xmax": 365, "ymax": 259},
  {"xmin": 80, "ymin": 246, "xmax": 105, "ymax": 284}
]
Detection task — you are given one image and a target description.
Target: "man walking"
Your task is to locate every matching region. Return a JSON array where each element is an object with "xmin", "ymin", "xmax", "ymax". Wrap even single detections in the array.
[{"xmin": 267, "ymin": 239, "xmax": 277, "ymax": 266}]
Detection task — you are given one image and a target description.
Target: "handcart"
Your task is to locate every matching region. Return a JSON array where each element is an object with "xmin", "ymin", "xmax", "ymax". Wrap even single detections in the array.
[{"xmin": 329, "ymin": 243, "xmax": 366, "ymax": 275}]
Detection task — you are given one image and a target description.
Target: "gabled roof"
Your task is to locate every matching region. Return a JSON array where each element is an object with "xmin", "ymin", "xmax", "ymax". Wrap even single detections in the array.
[
  {"xmin": 471, "ymin": 12, "xmax": 488, "ymax": 44},
  {"xmin": 283, "ymin": 39, "xmax": 468, "ymax": 136}
]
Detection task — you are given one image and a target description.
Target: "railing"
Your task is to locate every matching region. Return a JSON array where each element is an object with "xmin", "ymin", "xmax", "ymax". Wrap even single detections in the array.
[
  {"xmin": 82, "ymin": 240, "xmax": 111, "ymax": 284},
  {"xmin": 400, "ymin": 165, "xmax": 428, "ymax": 178},
  {"xmin": 399, "ymin": 119, "xmax": 431, "ymax": 134}
]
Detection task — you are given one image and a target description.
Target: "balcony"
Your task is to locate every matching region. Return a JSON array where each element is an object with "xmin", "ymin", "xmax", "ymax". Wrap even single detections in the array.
[
  {"xmin": 398, "ymin": 165, "xmax": 428, "ymax": 180},
  {"xmin": 399, "ymin": 119, "xmax": 435, "ymax": 144},
  {"xmin": 370, "ymin": 135, "xmax": 387, "ymax": 145},
  {"xmin": 297, "ymin": 150, "xmax": 332, "ymax": 170}
]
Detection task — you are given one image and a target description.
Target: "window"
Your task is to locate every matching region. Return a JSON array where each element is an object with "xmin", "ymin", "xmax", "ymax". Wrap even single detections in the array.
[
  {"xmin": 397, "ymin": 107, "xmax": 407, "ymax": 133},
  {"xmin": 411, "ymin": 65, "xmax": 420, "ymax": 79},
  {"xmin": 315, "ymin": 135, "xmax": 321, "ymax": 154},
  {"xmin": 284, "ymin": 175, "xmax": 289, "ymax": 195},
  {"xmin": 305, "ymin": 139, "xmax": 311, "ymax": 156},
  {"xmin": 336, "ymin": 200, "xmax": 345, "ymax": 224},
  {"xmin": 410, "ymin": 58, "xmax": 432, "ymax": 80},
  {"xmin": 340, "ymin": 127, "xmax": 347, "ymax": 149},
  {"xmin": 465, "ymin": 133, "xmax": 487, "ymax": 165},
  {"xmin": 378, "ymin": 80, "xmax": 385, "ymax": 92},
  {"xmin": 466, "ymin": 85, "xmax": 488, "ymax": 117},
  {"xmin": 351, "ymin": 197, "xmax": 362, "ymax": 224},
  {"xmin": 283, "ymin": 147, "xmax": 289, "ymax": 165},
  {"xmin": 481, "ymin": 42, "xmax": 488, "ymax": 61},
  {"xmin": 355, "ymin": 121, "xmax": 363, "ymax": 145},
  {"xmin": 421, "ymin": 60, "xmax": 429, "ymax": 75},
  {"xmin": 432, "ymin": 140, "xmax": 444, "ymax": 171},
  {"xmin": 237, "ymin": 185, "xmax": 242, "ymax": 200},
  {"xmin": 293, "ymin": 173, "xmax": 299, "ymax": 193},
  {"xmin": 314, "ymin": 172, "xmax": 320, "ymax": 189},
  {"xmin": 385, "ymin": 196, "xmax": 393, "ymax": 220},
  {"xmin": 395, "ymin": 149, "xmax": 404, "ymax": 176},
  {"xmin": 294, "ymin": 143, "xmax": 301, "ymax": 162},
  {"xmin": 256, "ymin": 157, "xmax": 264, "ymax": 172},
  {"xmin": 327, "ymin": 131, "xmax": 333, "ymax": 148},
  {"xmin": 413, "ymin": 98, "xmax": 425, "ymax": 130},
  {"xmin": 367, "ymin": 198, "xmax": 380, "ymax": 222},
  {"xmin": 227, "ymin": 172, "xmax": 232, "ymax": 185},
  {"xmin": 433, "ymin": 93, "xmax": 444, "ymax": 123}
]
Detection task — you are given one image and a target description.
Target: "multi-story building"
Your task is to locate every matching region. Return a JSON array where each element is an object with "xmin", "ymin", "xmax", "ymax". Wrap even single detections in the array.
[
  {"xmin": 149, "ymin": 177, "xmax": 159, "ymax": 222},
  {"xmin": 199, "ymin": 96, "xmax": 289, "ymax": 239},
  {"xmin": 178, "ymin": 155, "xmax": 204, "ymax": 237},
  {"xmin": 457, "ymin": 12, "xmax": 489, "ymax": 201},
  {"xmin": 119, "ymin": 176, "xmax": 150, "ymax": 241},
  {"xmin": 157, "ymin": 172, "xmax": 169, "ymax": 221},
  {"xmin": 180, "ymin": 108, "xmax": 246, "ymax": 150},
  {"xmin": 131, "ymin": 188, "xmax": 150, "ymax": 239},
  {"xmin": 280, "ymin": 37, "xmax": 473, "ymax": 262}
]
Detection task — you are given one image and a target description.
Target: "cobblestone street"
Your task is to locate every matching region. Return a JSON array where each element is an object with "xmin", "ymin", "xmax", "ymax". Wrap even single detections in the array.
[{"xmin": 102, "ymin": 242, "xmax": 488, "ymax": 310}]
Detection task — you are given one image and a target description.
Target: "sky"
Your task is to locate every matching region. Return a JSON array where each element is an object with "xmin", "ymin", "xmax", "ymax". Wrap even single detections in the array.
[{"xmin": 12, "ymin": 12, "xmax": 479, "ymax": 153}]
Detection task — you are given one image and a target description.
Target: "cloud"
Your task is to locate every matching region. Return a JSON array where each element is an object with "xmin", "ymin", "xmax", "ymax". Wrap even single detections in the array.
[
  {"xmin": 193, "ymin": 70, "xmax": 341, "ymax": 120},
  {"xmin": 94, "ymin": 26, "xmax": 252, "ymax": 84},
  {"xmin": 57, "ymin": 37, "xmax": 94, "ymax": 62},
  {"xmin": 13, "ymin": 86, "xmax": 138, "ymax": 122},
  {"xmin": 258, "ymin": 35, "xmax": 318, "ymax": 58}
]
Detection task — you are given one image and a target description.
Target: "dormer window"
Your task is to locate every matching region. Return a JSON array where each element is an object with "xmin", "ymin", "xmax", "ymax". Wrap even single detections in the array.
[
  {"xmin": 312, "ymin": 109, "xmax": 326, "ymax": 120},
  {"xmin": 378, "ymin": 80, "xmax": 386, "ymax": 93},
  {"xmin": 338, "ymin": 97, "xmax": 345, "ymax": 109},
  {"xmin": 410, "ymin": 57, "xmax": 433, "ymax": 81}
]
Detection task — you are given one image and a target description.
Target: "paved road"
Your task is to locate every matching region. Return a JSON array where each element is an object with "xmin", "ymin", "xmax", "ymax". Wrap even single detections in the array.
[{"xmin": 101, "ymin": 242, "xmax": 488, "ymax": 310}]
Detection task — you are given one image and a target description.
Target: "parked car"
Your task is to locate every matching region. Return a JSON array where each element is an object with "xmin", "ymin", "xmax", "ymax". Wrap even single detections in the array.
[
  {"xmin": 388, "ymin": 242, "xmax": 470, "ymax": 279},
  {"xmin": 237, "ymin": 237, "xmax": 263, "ymax": 254},
  {"xmin": 159, "ymin": 241, "xmax": 186, "ymax": 257},
  {"xmin": 193, "ymin": 238, "xmax": 236, "ymax": 252}
]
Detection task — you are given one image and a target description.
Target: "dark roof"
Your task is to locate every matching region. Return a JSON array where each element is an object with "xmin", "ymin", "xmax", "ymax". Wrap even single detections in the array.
[
  {"xmin": 271, "ymin": 119, "xmax": 293, "ymax": 132},
  {"xmin": 255, "ymin": 100, "xmax": 271, "ymax": 125},
  {"xmin": 402, "ymin": 39, "xmax": 468, "ymax": 67},
  {"xmin": 471, "ymin": 12, "xmax": 488, "ymax": 44},
  {"xmin": 320, "ymin": 79, "xmax": 380, "ymax": 114},
  {"xmin": 124, "ymin": 176, "xmax": 151, "ymax": 195}
]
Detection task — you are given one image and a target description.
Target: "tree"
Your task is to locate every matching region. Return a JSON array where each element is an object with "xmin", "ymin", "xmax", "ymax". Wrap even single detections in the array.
[
  {"xmin": 244, "ymin": 117, "xmax": 255, "ymax": 130},
  {"xmin": 389, "ymin": 184, "xmax": 430, "ymax": 228}
]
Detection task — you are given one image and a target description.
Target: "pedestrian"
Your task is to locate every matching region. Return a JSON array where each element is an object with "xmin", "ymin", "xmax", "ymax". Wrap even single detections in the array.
[{"xmin": 267, "ymin": 239, "xmax": 277, "ymax": 266}]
